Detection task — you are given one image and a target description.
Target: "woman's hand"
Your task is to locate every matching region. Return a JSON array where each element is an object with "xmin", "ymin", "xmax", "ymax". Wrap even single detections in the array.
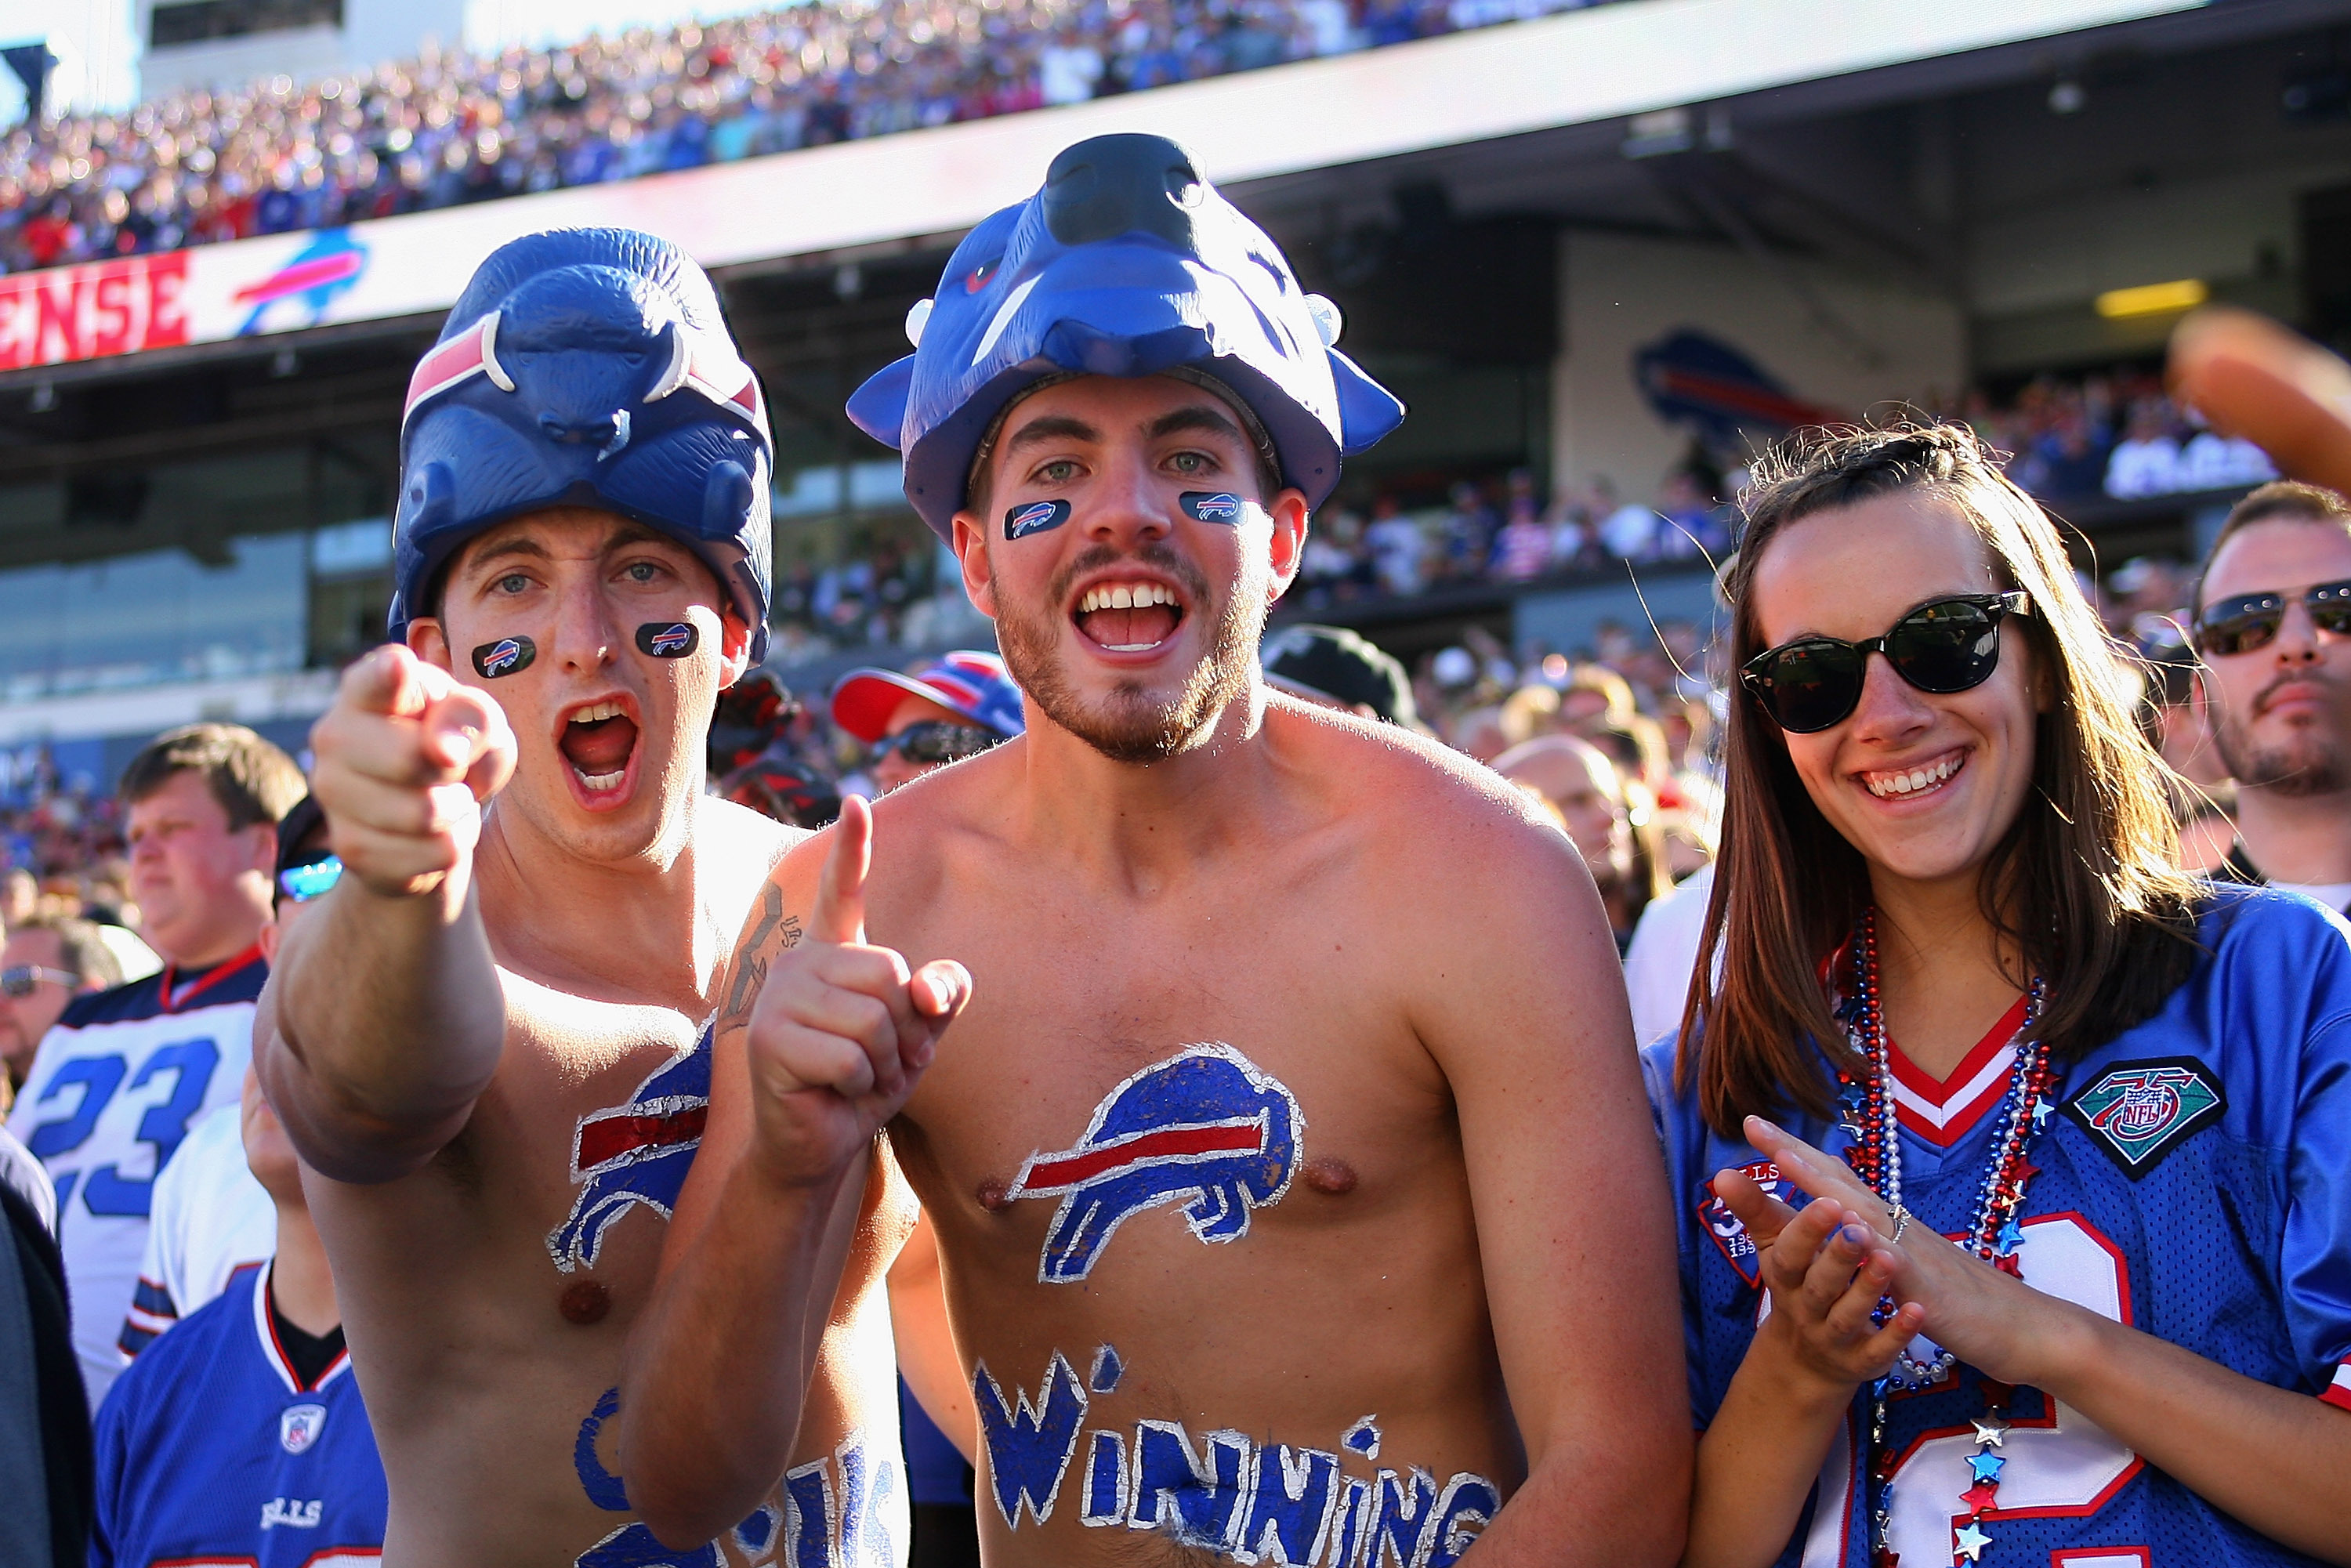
[
  {"xmin": 1714, "ymin": 1165, "xmax": 1925, "ymax": 1396},
  {"xmin": 1742, "ymin": 1116, "xmax": 2087, "ymax": 1389}
]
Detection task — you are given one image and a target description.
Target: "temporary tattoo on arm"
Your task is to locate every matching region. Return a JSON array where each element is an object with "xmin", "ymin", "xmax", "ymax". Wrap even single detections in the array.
[{"xmin": 721, "ymin": 883, "xmax": 804, "ymax": 1028}]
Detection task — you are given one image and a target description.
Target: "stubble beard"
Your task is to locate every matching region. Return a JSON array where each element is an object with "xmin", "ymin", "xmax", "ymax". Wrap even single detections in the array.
[
  {"xmin": 2213, "ymin": 675, "xmax": 2349, "ymax": 798},
  {"xmin": 993, "ymin": 539, "xmax": 1267, "ymax": 765}
]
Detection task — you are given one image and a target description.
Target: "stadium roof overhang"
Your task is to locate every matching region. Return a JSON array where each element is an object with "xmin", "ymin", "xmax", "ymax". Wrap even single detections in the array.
[{"xmin": 5, "ymin": 0, "xmax": 2325, "ymax": 389}]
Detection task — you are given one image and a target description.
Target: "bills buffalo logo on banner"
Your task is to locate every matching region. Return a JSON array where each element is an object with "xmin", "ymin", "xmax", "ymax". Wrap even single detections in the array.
[
  {"xmin": 2063, "ymin": 1056, "xmax": 2226, "ymax": 1176},
  {"xmin": 548, "ymin": 1029, "xmax": 712, "ymax": 1272},
  {"xmin": 1179, "ymin": 491, "xmax": 1245, "ymax": 524},
  {"xmin": 1005, "ymin": 499, "xmax": 1070, "ymax": 540},
  {"xmin": 473, "ymin": 636, "xmax": 534, "ymax": 679},
  {"xmin": 232, "ymin": 228, "xmax": 369, "ymax": 336},
  {"xmin": 1697, "ymin": 1160, "xmax": 1799, "ymax": 1287},
  {"xmin": 1008, "ymin": 1043, "xmax": 1302, "ymax": 1284},
  {"xmin": 636, "ymin": 621, "xmax": 698, "ymax": 658},
  {"xmin": 279, "ymin": 1402, "xmax": 328, "ymax": 1454}
]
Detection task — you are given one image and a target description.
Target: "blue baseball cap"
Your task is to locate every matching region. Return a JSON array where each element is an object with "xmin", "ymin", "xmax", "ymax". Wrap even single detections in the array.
[{"xmin": 830, "ymin": 650, "xmax": 1027, "ymax": 742}]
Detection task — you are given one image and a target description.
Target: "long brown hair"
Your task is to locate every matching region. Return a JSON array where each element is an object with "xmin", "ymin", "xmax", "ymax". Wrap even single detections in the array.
[{"xmin": 1677, "ymin": 423, "xmax": 2202, "ymax": 1138}]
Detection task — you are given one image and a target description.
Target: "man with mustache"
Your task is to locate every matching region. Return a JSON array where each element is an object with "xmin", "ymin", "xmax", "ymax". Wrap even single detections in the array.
[
  {"xmin": 2192, "ymin": 480, "xmax": 2351, "ymax": 912},
  {"xmin": 621, "ymin": 133, "xmax": 1689, "ymax": 1567}
]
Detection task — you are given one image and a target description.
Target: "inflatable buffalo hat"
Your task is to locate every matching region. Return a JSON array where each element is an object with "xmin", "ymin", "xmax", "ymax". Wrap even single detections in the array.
[
  {"xmin": 389, "ymin": 227, "xmax": 776, "ymax": 660},
  {"xmin": 847, "ymin": 133, "xmax": 1407, "ymax": 538}
]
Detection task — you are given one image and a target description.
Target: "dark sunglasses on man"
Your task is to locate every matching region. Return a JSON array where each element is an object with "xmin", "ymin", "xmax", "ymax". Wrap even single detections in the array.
[
  {"xmin": 1741, "ymin": 592, "xmax": 2032, "ymax": 734},
  {"xmin": 277, "ymin": 852, "xmax": 345, "ymax": 905},
  {"xmin": 2191, "ymin": 579, "xmax": 2351, "ymax": 657},
  {"xmin": 0, "ymin": 965, "xmax": 78, "ymax": 998},
  {"xmin": 875, "ymin": 721, "xmax": 1005, "ymax": 766}
]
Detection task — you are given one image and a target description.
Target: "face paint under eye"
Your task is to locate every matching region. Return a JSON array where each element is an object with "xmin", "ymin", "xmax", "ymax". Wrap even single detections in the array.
[
  {"xmin": 636, "ymin": 621, "xmax": 699, "ymax": 658},
  {"xmin": 1179, "ymin": 491, "xmax": 1248, "ymax": 525},
  {"xmin": 1005, "ymin": 498, "xmax": 1070, "ymax": 541},
  {"xmin": 473, "ymin": 636, "xmax": 535, "ymax": 679}
]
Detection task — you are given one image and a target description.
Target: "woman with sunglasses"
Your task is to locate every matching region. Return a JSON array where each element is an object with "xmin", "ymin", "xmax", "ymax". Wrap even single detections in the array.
[{"xmin": 1650, "ymin": 423, "xmax": 2351, "ymax": 1568}]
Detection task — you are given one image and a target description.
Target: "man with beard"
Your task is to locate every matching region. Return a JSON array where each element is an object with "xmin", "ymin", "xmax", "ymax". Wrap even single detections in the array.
[
  {"xmin": 621, "ymin": 134, "xmax": 1689, "ymax": 1567},
  {"xmin": 258, "ymin": 230, "xmax": 916, "ymax": 1566},
  {"xmin": 2192, "ymin": 480, "xmax": 2351, "ymax": 911}
]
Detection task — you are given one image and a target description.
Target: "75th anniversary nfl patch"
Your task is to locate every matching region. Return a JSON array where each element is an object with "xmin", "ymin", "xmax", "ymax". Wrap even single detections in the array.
[{"xmin": 2062, "ymin": 1056, "xmax": 2226, "ymax": 1176}]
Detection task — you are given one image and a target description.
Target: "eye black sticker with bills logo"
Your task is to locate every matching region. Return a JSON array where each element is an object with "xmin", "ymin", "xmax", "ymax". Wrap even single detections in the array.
[
  {"xmin": 2062, "ymin": 1056, "xmax": 2227, "ymax": 1177},
  {"xmin": 636, "ymin": 621, "xmax": 699, "ymax": 658},
  {"xmin": 472, "ymin": 636, "xmax": 534, "ymax": 679},
  {"xmin": 1179, "ymin": 491, "xmax": 1247, "ymax": 525},
  {"xmin": 1005, "ymin": 499, "xmax": 1070, "ymax": 541}
]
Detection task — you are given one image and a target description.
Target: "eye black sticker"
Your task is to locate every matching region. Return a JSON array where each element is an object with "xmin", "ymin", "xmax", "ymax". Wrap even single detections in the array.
[
  {"xmin": 472, "ymin": 636, "xmax": 534, "ymax": 679},
  {"xmin": 1179, "ymin": 491, "xmax": 1248, "ymax": 525},
  {"xmin": 1005, "ymin": 499, "xmax": 1070, "ymax": 540},
  {"xmin": 636, "ymin": 621, "xmax": 700, "ymax": 657}
]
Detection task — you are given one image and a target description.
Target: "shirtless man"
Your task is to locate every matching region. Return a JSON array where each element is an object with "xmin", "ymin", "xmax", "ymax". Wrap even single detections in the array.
[
  {"xmin": 625, "ymin": 135, "xmax": 1689, "ymax": 1566},
  {"xmin": 258, "ymin": 230, "xmax": 909, "ymax": 1567}
]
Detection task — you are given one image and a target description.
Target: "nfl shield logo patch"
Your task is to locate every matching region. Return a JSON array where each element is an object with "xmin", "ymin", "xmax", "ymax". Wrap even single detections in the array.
[
  {"xmin": 280, "ymin": 1402, "xmax": 328, "ymax": 1454},
  {"xmin": 2063, "ymin": 1056, "xmax": 2226, "ymax": 1176}
]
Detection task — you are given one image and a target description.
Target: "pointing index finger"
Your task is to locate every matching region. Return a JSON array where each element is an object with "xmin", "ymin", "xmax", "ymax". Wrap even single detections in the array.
[{"xmin": 811, "ymin": 795, "xmax": 872, "ymax": 947}]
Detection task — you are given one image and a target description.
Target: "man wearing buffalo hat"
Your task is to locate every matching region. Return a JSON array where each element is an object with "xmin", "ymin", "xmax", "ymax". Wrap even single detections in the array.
[
  {"xmin": 256, "ymin": 229, "xmax": 918, "ymax": 1565},
  {"xmin": 833, "ymin": 650, "xmax": 1025, "ymax": 793},
  {"xmin": 627, "ymin": 135, "xmax": 1686, "ymax": 1565}
]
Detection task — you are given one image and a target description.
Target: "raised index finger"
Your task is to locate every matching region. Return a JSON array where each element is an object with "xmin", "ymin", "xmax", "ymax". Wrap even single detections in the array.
[
  {"xmin": 339, "ymin": 643, "xmax": 441, "ymax": 719},
  {"xmin": 810, "ymin": 794, "xmax": 872, "ymax": 947}
]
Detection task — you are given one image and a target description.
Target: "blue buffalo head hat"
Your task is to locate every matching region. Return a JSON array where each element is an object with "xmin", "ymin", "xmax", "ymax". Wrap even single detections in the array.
[
  {"xmin": 389, "ymin": 227, "xmax": 775, "ymax": 661},
  {"xmin": 846, "ymin": 133, "xmax": 1404, "ymax": 538}
]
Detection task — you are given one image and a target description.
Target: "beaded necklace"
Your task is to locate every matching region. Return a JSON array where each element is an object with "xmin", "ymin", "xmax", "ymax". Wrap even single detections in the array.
[{"xmin": 1833, "ymin": 909, "xmax": 2059, "ymax": 1567}]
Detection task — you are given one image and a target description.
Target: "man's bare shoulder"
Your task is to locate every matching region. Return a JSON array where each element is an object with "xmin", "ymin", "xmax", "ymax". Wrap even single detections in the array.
[
  {"xmin": 701, "ymin": 790, "xmax": 808, "ymax": 876},
  {"xmin": 1264, "ymin": 695, "xmax": 1563, "ymax": 852}
]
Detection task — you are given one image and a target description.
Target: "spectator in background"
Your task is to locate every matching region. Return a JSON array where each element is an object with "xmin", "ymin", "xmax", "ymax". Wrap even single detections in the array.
[
  {"xmin": 1595, "ymin": 474, "xmax": 1661, "ymax": 560},
  {"xmin": 1262, "ymin": 623, "xmax": 1419, "ymax": 726},
  {"xmin": 1494, "ymin": 734, "xmax": 1667, "ymax": 951},
  {"xmin": 1492, "ymin": 489, "xmax": 1554, "ymax": 581},
  {"xmin": 0, "ymin": 1112, "xmax": 86, "ymax": 1568},
  {"xmin": 4, "ymin": 723, "xmax": 302, "ymax": 1407},
  {"xmin": 117, "ymin": 798, "xmax": 332, "ymax": 1363},
  {"xmin": 1656, "ymin": 471, "xmax": 1731, "ymax": 561},
  {"xmin": 1039, "ymin": 24, "xmax": 1106, "ymax": 103},
  {"xmin": 830, "ymin": 650, "xmax": 1025, "ymax": 795},
  {"xmin": 1439, "ymin": 480, "xmax": 1497, "ymax": 578},
  {"xmin": 2104, "ymin": 396, "xmax": 2182, "ymax": 499},
  {"xmin": 2, "ymin": 867, "xmax": 36, "ymax": 929},
  {"xmin": 1559, "ymin": 661, "xmax": 1639, "ymax": 737},
  {"xmin": 1365, "ymin": 494, "xmax": 1428, "ymax": 596},
  {"xmin": 0, "ymin": 918, "xmax": 121, "ymax": 1096},
  {"xmin": 2192, "ymin": 480, "xmax": 2351, "ymax": 913}
]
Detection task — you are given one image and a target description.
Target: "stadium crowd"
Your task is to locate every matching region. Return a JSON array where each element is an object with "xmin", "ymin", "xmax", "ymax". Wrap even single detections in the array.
[{"xmin": 0, "ymin": 0, "xmax": 1608, "ymax": 272}]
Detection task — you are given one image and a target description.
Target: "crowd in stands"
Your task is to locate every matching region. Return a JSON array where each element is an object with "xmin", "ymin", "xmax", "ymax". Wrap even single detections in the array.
[
  {"xmin": 1949, "ymin": 363, "xmax": 2279, "ymax": 502},
  {"xmin": 0, "ymin": 0, "xmax": 1611, "ymax": 272}
]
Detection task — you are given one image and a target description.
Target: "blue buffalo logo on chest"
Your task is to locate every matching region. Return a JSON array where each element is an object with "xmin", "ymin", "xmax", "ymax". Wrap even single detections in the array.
[
  {"xmin": 2063, "ymin": 1056, "xmax": 2226, "ymax": 1177},
  {"xmin": 1007, "ymin": 1044, "xmax": 1303, "ymax": 1284},
  {"xmin": 548, "ymin": 1028, "xmax": 712, "ymax": 1272},
  {"xmin": 1696, "ymin": 1159, "xmax": 1798, "ymax": 1287}
]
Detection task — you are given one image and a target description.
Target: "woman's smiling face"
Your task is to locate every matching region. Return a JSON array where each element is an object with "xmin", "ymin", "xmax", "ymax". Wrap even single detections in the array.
[{"xmin": 1748, "ymin": 488, "xmax": 2043, "ymax": 896}]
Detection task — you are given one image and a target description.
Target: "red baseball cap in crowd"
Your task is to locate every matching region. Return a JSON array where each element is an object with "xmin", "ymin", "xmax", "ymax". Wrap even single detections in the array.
[{"xmin": 829, "ymin": 650, "xmax": 1027, "ymax": 743}]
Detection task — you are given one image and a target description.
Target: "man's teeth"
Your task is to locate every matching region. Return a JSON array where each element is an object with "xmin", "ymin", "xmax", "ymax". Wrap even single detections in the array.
[
  {"xmin": 575, "ymin": 766, "xmax": 626, "ymax": 792},
  {"xmin": 1078, "ymin": 581, "xmax": 1178, "ymax": 613},
  {"xmin": 1865, "ymin": 755, "xmax": 1962, "ymax": 798},
  {"xmin": 571, "ymin": 701, "xmax": 625, "ymax": 724}
]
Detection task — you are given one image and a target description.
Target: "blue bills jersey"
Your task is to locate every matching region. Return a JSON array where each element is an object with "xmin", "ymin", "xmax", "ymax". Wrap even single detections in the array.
[
  {"xmin": 5, "ymin": 946, "xmax": 266, "ymax": 1406},
  {"xmin": 92, "ymin": 1258, "xmax": 386, "ymax": 1568},
  {"xmin": 1642, "ymin": 889, "xmax": 2351, "ymax": 1568}
]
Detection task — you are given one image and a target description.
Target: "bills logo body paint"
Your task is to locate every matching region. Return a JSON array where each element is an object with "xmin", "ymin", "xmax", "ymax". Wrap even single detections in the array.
[
  {"xmin": 473, "ymin": 636, "xmax": 534, "ymax": 679},
  {"xmin": 1179, "ymin": 491, "xmax": 1247, "ymax": 525},
  {"xmin": 1005, "ymin": 499, "xmax": 1070, "ymax": 540},
  {"xmin": 1008, "ymin": 1043, "xmax": 1302, "ymax": 1284},
  {"xmin": 548, "ymin": 1027, "xmax": 712, "ymax": 1273},
  {"xmin": 637, "ymin": 621, "xmax": 699, "ymax": 658}
]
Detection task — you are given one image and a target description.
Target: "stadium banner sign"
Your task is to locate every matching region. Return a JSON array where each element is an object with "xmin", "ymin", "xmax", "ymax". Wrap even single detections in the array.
[{"xmin": 0, "ymin": 0, "xmax": 2199, "ymax": 374}]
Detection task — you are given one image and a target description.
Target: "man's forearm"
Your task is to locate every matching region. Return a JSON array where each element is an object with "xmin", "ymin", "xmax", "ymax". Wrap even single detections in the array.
[
  {"xmin": 266, "ymin": 872, "xmax": 505, "ymax": 1179},
  {"xmin": 1465, "ymin": 1432, "xmax": 1690, "ymax": 1566},
  {"xmin": 621, "ymin": 1145, "xmax": 871, "ymax": 1548}
]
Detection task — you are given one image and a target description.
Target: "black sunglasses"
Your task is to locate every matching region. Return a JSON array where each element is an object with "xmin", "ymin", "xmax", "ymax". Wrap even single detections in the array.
[
  {"xmin": 0, "ymin": 965, "xmax": 77, "ymax": 998},
  {"xmin": 1742, "ymin": 592, "xmax": 2031, "ymax": 734},
  {"xmin": 2193, "ymin": 579, "xmax": 2351, "ymax": 657},
  {"xmin": 875, "ymin": 721, "xmax": 1004, "ymax": 766}
]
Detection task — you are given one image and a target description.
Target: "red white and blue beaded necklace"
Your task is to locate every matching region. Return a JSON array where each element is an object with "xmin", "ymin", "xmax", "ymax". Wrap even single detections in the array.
[{"xmin": 1833, "ymin": 908, "xmax": 2060, "ymax": 1567}]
